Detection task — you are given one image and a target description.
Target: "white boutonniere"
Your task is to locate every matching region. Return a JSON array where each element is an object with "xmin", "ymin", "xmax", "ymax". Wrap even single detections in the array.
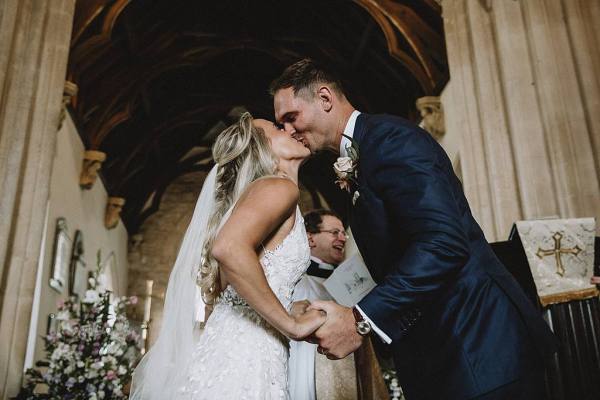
[{"xmin": 333, "ymin": 134, "xmax": 360, "ymax": 193}]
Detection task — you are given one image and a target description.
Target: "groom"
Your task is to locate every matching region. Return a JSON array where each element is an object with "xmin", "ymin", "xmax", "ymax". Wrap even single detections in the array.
[{"xmin": 271, "ymin": 59, "xmax": 557, "ymax": 400}]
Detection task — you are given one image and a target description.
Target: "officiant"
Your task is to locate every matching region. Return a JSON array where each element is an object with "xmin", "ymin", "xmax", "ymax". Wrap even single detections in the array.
[{"xmin": 288, "ymin": 209, "xmax": 388, "ymax": 400}]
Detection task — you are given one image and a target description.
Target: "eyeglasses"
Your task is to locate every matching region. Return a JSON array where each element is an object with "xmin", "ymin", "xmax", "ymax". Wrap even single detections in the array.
[{"xmin": 317, "ymin": 229, "xmax": 349, "ymax": 239}]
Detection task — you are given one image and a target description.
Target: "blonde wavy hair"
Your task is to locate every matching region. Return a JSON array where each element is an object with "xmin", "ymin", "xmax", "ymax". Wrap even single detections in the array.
[{"xmin": 198, "ymin": 112, "xmax": 278, "ymax": 303}]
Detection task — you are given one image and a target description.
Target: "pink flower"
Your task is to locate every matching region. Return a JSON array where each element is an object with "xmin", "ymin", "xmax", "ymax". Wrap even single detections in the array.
[
  {"xmin": 129, "ymin": 296, "xmax": 138, "ymax": 305},
  {"xmin": 106, "ymin": 370, "xmax": 116, "ymax": 380}
]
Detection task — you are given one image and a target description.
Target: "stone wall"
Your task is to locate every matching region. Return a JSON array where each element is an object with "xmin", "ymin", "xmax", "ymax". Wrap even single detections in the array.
[
  {"xmin": 442, "ymin": 0, "xmax": 600, "ymax": 241},
  {"xmin": 25, "ymin": 113, "xmax": 130, "ymax": 366}
]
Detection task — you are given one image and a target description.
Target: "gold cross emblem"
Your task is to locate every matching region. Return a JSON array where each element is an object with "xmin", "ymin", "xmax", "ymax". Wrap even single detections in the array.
[{"xmin": 536, "ymin": 232, "xmax": 582, "ymax": 277}]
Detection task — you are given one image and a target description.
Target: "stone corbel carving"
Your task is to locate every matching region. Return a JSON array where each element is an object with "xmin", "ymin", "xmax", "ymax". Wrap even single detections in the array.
[
  {"xmin": 416, "ymin": 96, "xmax": 445, "ymax": 141},
  {"xmin": 80, "ymin": 150, "xmax": 107, "ymax": 189},
  {"xmin": 105, "ymin": 197, "xmax": 126, "ymax": 229},
  {"xmin": 58, "ymin": 80, "xmax": 78, "ymax": 129}
]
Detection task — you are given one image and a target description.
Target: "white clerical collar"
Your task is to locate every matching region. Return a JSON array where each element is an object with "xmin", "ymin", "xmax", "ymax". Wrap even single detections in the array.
[
  {"xmin": 310, "ymin": 256, "xmax": 335, "ymax": 270},
  {"xmin": 340, "ymin": 110, "xmax": 361, "ymax": 157}
]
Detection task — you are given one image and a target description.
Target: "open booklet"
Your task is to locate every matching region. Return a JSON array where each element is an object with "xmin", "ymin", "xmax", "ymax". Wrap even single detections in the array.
[{"xmin": 322, "ymin": 252, "xmax": 377, "ymax": 307}]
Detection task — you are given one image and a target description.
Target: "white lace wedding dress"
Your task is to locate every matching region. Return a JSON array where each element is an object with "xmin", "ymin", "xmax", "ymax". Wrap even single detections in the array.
[{"xmin": 177, "ymin": 208, "xmax": 310, "ymax": 399}]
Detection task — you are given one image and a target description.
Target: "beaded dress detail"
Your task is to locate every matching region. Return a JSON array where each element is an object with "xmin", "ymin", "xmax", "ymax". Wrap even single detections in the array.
[{"xmin": 177, "ymin": 207, "xmax": 310, "ymax": 399}]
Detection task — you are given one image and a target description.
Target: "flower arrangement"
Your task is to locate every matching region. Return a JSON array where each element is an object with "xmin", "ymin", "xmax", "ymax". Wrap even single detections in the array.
[
  {"xmin": 382, "ymin": 368, "xmax": 405, "ymax": 400},
  {"xmin": 16, "ymin": 252, "xmax": 142, "ymax": 400}
]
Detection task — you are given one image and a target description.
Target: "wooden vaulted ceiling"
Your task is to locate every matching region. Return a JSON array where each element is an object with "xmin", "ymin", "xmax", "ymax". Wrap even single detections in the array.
[{"xmin": 67, "ymin": 0, "xmax": 448, "ymax": 233}]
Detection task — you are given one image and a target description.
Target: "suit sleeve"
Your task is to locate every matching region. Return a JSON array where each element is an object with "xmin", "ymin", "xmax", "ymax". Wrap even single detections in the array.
[{"xmin": 357, "ymin": 127, "xmax": 470, "ymax": 342}]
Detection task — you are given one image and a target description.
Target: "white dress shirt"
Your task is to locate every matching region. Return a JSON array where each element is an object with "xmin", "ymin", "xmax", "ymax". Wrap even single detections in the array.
[{"xmin": 339, "ymin": 110, "xmax": 392, "ymax": 345}]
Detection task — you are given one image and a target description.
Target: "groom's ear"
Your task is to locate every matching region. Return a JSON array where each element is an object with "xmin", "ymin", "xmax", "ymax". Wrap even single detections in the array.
[{"xmin": 317, "ymin": 86, "xmax": 333, "ymax": 112}]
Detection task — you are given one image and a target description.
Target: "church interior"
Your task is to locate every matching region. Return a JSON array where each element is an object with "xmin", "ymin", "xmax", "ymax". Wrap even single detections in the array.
[{"xmin": 1, "ymin": 0, "xmax": 599, "ymax": 399}]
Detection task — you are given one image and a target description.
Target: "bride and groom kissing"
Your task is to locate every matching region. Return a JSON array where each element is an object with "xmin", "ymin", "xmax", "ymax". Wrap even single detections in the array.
[{"xmin": 130, "ymin": 59, "xmax": 557, "ymax": 400}]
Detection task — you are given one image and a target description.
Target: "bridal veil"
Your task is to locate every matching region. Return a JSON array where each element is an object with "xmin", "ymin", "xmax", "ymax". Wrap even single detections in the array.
[{"xmin": 129, "ymin": 165, "xmax": 218, "ymax": 399}]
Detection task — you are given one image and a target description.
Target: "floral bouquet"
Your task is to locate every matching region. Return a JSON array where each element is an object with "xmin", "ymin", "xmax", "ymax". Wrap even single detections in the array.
[{"xmin": 16, "ymin": 252, "xmax": 142, "ymax": 399}]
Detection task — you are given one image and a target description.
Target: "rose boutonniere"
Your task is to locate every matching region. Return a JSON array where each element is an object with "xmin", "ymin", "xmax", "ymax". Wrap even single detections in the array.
[{"xmin": 334, "ymin": 134, "xmax": 360, "ymax": 192}]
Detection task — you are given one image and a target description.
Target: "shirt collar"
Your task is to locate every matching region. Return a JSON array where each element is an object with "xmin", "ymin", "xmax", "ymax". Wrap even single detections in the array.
[
  {"xmin": 310, "ymin": 256, "xmax": 335, "ymax": 270},
  {"xmin": 339, "ymin": 110, "xmax": 361, "ymax": 158}
]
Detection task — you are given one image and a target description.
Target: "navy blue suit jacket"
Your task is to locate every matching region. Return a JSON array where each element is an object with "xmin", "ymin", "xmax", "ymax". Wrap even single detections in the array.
[{"xmin": 351, "ymin": 114, "xmax": 557, "ymax": 399}]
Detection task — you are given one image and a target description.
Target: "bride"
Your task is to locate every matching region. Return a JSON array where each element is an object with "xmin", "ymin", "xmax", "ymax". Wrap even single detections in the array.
[{"xmin": 130, "ymin": 113, "xmax": 326, "ymax": 399}]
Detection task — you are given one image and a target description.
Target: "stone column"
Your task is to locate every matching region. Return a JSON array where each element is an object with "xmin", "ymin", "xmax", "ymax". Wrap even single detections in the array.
[
  {"xmin": 442, "ymin": 0, "xmax": 600, "ymax": 241},
  {"xmin": 0, "ymin": 1, "xmax": 75, "ymax": 397}
]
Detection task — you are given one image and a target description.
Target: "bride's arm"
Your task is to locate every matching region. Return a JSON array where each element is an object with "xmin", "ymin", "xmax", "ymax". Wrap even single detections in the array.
[{"xmin": 211, "ymin": 178, "xmax": 325, "ymax": 340}]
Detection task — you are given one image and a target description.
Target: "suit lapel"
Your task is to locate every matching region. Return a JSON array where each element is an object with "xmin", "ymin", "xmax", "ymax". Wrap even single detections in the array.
[
  {"xmin": 353, "ymin": 113, "xmax": 367, "ymax": 149},
  {"xmin": 349, "ymin": 113, "xmax": 368, "ymax": 272}
]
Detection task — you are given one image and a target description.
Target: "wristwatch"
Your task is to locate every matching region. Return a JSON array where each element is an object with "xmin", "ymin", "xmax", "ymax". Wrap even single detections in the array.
[{"xmin": 352, "ymin": 306, "xmax": 372, "ymax": 336}]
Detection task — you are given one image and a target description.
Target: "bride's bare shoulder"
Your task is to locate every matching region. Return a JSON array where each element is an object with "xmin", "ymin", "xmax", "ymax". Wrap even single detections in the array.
[
  {"xmin": 243, "ymin": 176, "xmax": 299, "ymax": 205},
  {"xmin": 228, "ymin": 177, "xmax": 298, "ymax": 229}
]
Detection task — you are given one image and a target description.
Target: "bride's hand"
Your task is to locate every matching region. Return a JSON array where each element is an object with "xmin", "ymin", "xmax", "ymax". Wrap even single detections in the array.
[
  {"xmin": 290, "ymin": 300, "xmax": 311, "ymax": 318},
  {"xmin": 287, "ymin": 309, "xmax": 327, "ymax": 341}
]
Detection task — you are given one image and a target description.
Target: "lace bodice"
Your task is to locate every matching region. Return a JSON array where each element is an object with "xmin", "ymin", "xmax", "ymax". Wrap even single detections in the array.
[{"xmin": 216, "ymin": 207, "xmax": 310, "ymax": 312}]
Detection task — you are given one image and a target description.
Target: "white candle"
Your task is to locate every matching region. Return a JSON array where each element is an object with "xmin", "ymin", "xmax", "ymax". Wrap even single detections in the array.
[{"xmin": 143, "ymin": 280, "xmax": 153, "ymax": 322}]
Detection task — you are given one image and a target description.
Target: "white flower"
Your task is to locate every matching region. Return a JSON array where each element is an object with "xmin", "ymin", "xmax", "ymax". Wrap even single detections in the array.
[
  {"xmin": 102, "ymin": 355, "xmax": 117, "ymax": 365},
  {"xmin": 87, "ymin": 369, "xmax": 99, "ymax": 379},
  {"xmin": 55, "ymin": 310, "xmax": 70, "ymax": 321},
  {"xmin": 61, "ymin": 319, "xmax": 77, "ymax": 335},
  {"xmin": 91, "ymin": 360, "xmax": 104, "ymax": 370},
  {"xmin": 83, "ymin": 289, "xmax": 100, "ymax": 304},
  {"xmin": 333, "ymin": 157, "xmax": 355, "ymax": 176}
]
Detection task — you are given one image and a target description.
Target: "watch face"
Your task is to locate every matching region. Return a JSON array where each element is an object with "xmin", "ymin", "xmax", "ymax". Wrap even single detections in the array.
[{"xmin": 357, "ymin": 321, "xmax": 371, "ymax": 336}]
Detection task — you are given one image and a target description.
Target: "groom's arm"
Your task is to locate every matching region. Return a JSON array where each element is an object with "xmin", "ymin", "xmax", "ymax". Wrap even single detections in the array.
[{"xmin": 357, "ymin": 126, "xmax": 469, "ymax": 342}]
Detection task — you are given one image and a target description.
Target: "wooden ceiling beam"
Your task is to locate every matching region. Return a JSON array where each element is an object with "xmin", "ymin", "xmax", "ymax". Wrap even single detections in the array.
[
  {"xmin": 67, "ymin": 0, "xmax": 447, "ymax": 232},
  {"xmin": 69, "ymin": 0, "xmax": 132, "ymax": 68},
  {"xmin": 354, "ymin": 0, "xmax": 433, "ymax": 92},
  {"xmin": 353, "ymin": 0, "xmax": 445, "ymax": 92}
]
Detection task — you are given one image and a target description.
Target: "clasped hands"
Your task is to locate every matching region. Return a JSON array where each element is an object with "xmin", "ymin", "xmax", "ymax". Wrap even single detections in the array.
[{"xmin": 289, "ymin": 300, "xmax": 363, "ymax": 360}]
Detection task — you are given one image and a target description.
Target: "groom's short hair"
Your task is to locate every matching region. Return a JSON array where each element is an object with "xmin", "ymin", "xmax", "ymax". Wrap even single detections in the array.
[
  {"xmin": 304, "ymin": 209, "xmax": 345, "ymax": 234},
  {"xmin": 269, "ymin": 58, "xmax": 345, "ymax": 99}
]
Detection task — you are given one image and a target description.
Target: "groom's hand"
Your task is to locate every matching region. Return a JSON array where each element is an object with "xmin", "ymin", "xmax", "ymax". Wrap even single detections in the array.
[{"xmin": 308, "ymin": 300, "xmax": 363, "ymax": 359}]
